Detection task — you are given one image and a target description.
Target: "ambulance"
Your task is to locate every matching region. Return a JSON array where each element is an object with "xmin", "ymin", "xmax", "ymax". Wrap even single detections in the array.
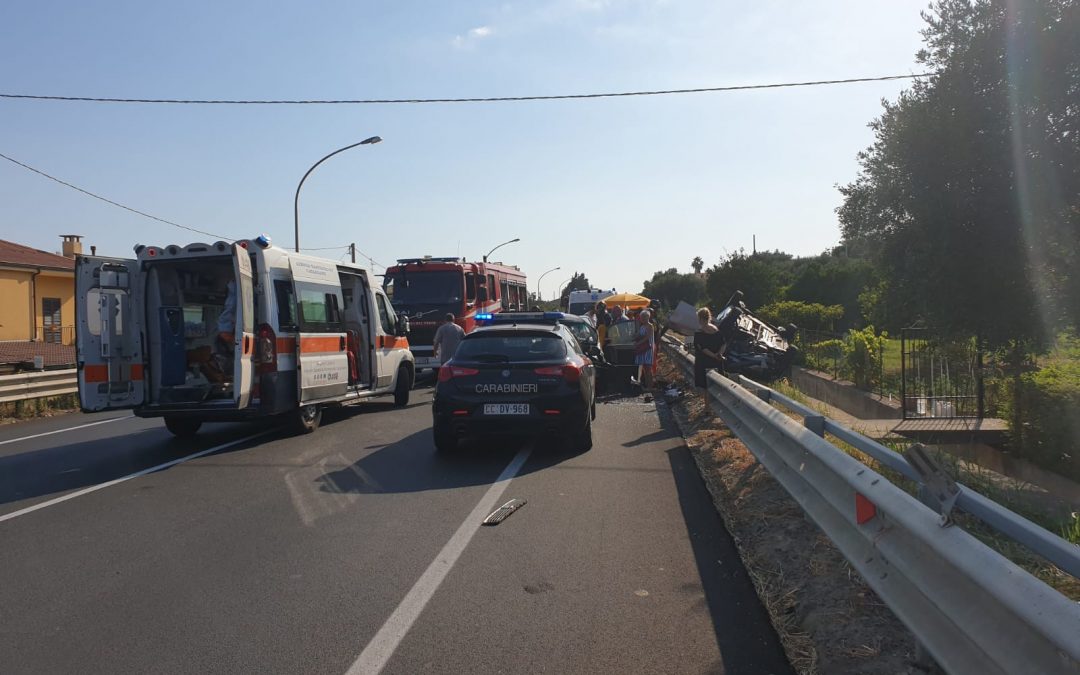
[{"xmin": 75, "ymin": 236, "xmax": 414, "ymax": 436}]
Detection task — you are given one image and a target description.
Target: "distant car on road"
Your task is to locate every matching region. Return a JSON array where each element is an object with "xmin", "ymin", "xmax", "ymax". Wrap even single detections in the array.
[{"xmin": 431, "ymin": 313, "xmax": 596, "ymax": 453}]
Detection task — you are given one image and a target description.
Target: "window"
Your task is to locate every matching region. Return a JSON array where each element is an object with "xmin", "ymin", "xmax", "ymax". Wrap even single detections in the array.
[
  {"xmin": 41, "ymin": 297, "xmax": 62, "ymax": 343},
  {"xmin": 274, "ymin": 280, "xmax": 297, "ymax": 331},
  {"xmin": 295, "ymin": 282, "xmax": 343, "ymax": 332},
  {"xmin": 376, "ymin": 294, "xmax": 396, "ymax": 334},
  {"xmin": 500, "ymin": 280, "xmax": 510, "ymax": 310},
  {"xmin": 456, "ymin": 334, "xmax": 566, "ymax": 361},
  {"xmin": 85, "ymin": 289, "xmax": 123, "ymax": 337},
  {"xmin": 465, "ymin": 273, "xmax": 477, "ymax": 302},
  {"xmin": 486, "ymin": 274, "xmax": 496, "ymax": 304}
]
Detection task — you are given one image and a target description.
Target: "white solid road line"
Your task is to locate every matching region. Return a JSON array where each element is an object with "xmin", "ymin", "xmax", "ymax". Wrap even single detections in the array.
[
  {"xmin": 0, "ymin": 430, "xmax": 273, "ymax": 524},
  {"xmin": 346, "ymin": 445, "xmax": 534, "ymax": 675},
  {"xmin": 0, "ymin": 415, "xmax": 134, "ymax": 446}
]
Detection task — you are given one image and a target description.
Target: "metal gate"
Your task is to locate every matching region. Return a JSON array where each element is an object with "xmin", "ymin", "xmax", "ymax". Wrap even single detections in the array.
[{"xmin": 901, "ymin": 327, "xmax": 984, "ymax": 419}]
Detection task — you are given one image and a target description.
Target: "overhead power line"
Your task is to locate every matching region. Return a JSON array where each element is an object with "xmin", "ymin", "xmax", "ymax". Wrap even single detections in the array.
[
  {"xmin": 0, "ymin": 150, "xmax": 233, "ymax": 240},
  {"xmin": 0, "ymin": 73, "xmax": 933, "ymax": 106},
  {"xmin": 300, "ymin": 244, "xmax": 384, "ymax": 269}
]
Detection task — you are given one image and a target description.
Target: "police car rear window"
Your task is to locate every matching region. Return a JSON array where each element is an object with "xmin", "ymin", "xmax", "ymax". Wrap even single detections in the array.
[{"xmin": 456, "ymin": 334, "xmax": 566, "ymax": 361}]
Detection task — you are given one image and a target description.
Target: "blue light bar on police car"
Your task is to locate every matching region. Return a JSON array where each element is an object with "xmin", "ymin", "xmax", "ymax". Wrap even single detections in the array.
[{"xmin": 475, "ymin": 311, "xmax": 564, "ymax": 324}]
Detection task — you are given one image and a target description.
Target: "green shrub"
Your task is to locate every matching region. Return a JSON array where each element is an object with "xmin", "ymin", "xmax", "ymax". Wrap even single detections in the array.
[
  {"xmin": 1005, "ymin": 358, "xmax": 1080, "ymax": 481},
  {"xmin": 803, "ymin": 339, "xmax": 844, "ymax": 376},
  {"xmin": 842, "ymin": 325, "xmax": 889, "ymax": 389},
  {"xmin": 757, "ymin": 300, "xmax": 844, "ymax": 332}
]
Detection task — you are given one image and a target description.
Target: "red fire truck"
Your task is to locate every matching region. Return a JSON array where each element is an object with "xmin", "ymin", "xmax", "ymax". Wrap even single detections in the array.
[{"xmin": 383, "ymin": 257, "xmax": 528, "ymax": 371}]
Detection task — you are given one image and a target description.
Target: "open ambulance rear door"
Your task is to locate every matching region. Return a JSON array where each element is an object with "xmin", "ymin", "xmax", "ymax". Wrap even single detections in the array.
[
  {"xmin": 75, "ymin": 256, "xmax": 145, "ymax": 411},
  {"xmin": 232, "ymin": 244, "xmax": 256, "ymax": 409}
]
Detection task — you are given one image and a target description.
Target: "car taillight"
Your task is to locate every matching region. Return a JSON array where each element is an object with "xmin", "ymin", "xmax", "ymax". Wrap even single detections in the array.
[
  {"xmin": 438, "ymin": 365, "xmax": 480, "ymax": 383},
  {"xmin": 256, "ymin": 323, "xmax": 276, "ymax": 373},
  {"xmin": 534, "ymin": 363, "xmax": 581, "ymax": 383}
]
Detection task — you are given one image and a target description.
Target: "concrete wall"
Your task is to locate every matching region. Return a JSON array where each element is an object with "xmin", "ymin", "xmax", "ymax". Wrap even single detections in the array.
[
  {"xmin": 790, "ymin": 366, "xmax": 902, "ymax": 420},
  {"xmin": 0, "ymin": 269, "xmax": 32, "ymax": 341}
]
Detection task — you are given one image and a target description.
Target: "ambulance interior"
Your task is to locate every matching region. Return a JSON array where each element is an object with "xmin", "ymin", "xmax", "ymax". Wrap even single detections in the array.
[{"xmin": 145, "ymin": 258, "xmax": 241, "ymax": 404}]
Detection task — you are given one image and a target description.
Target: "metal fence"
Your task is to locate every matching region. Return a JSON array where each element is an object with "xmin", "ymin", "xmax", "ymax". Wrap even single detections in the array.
[
  {"xmin": 662, "ymin": 338, "xmax": 1080, "ymax": 674},
  {"xmin": 901, "ymin": 327, "xmax": 984, "ymax": 419},
  {"xmin": 797, "ymin": 327, "xmax": 891, "ymax": 398},
  {"xmin": 36, "ymin": 325, "xmax": 75, "ymax": 345}
]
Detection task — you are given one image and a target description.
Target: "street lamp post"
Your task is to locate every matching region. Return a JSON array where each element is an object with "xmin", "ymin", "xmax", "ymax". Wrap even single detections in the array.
[
  {"xmin": 483, "ymin": 237, "xmax": 520, "ymax": 263},
  {"xmin": 556, "ymin": 277, "xmax": 573, "ymax": 309},
  {"xmin": 294, "ymin": 135, "xmax": 382, "ymax": 252},
  {"xmin": 535, "ymin": 266, "xmax": 561, "ymax": 302}
]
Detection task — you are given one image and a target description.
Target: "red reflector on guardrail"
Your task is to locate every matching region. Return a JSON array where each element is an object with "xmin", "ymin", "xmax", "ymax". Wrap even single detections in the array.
[{"xmin": 855, "ymin": 492, "xmax": 877, "ymax": 524}]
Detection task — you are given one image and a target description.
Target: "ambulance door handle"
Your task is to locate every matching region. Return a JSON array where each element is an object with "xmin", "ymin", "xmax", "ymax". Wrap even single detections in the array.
[{"xmin": 340, "ymin": 335, "xmax": 346, "ymax": 352}]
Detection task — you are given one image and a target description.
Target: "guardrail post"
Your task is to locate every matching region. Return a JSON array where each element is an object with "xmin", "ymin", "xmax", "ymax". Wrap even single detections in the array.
[
  {"xmin": 803, "ymin": 415, "xmax": 825, "ymax": 437},
  {"xmin": 754, "ymin": 389, "xmax": 771, "ymax": 403}
]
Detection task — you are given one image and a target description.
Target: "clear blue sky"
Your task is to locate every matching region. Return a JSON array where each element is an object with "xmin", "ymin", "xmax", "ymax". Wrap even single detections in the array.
[{"xmin": 1, "ymin": 0, "xmax": 928, "ymax": 297}]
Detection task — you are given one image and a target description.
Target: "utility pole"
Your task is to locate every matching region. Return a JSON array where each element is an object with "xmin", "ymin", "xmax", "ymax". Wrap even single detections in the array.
[
  {"xmin": 753, "ymin": 234, "xmax": 756, "ymax": 255},
  {"xmin": 349, "ymin": 243, "xmax": 356, "ymax": 264}
]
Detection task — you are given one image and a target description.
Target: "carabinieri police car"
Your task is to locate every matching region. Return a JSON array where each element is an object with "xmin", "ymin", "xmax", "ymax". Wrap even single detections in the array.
[{"xmin": 431, "ymin": 312, "xmax": 597, "ymax": 453}]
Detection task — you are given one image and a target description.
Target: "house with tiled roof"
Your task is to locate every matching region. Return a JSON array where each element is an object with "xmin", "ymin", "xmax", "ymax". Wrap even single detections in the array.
[{"xmin": 0, "ymin": 235, "xmax": 82, "ymax": 348}]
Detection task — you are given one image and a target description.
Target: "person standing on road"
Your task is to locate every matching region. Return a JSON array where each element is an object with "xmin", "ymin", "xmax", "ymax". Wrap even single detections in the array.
[
  {"xmin": 693, "ymin": 307, "xmax": 724, "ymax": 388},
  {"xmin": 595, "ymin": 301, "xmax": 612, "ymax": 347},
  {"xmin": 631, "ymin": 309, "xmax": 655, "ymax": 388},
  {"xmin": 433, "ymin": 313, "xmax": 465, "ymax": 367}
]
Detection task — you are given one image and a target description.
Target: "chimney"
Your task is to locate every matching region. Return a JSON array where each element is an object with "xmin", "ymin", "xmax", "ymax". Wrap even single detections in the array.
[
  {"xmin": 91, "ymin": 245, "xmax": 97, "ymax": 256},
  {"xmin": 60, "ymin": 234, "xmax": 83, "ymax": 258}
]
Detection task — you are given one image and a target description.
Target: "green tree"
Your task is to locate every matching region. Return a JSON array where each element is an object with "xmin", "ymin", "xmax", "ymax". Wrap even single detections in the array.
[
  {"xmin": 836, "ymin": 0, "xmax": 1080, "ymax": 349},
  {"xmin": 786, "ymin": 256, "xmax": 876, "ymax": 329},
  {"xmin": 757, "ymin": 301, "xmax": 844, "ymax": 332},
  {"xmin": 641, "ymin": 268, "xmax": 705, "ymax": 309},
  {"xmin": 558, "ymin": 272, "xmax": 592, "ymax": 309},
  {"xmin": 691, "ymin": 256, "xmax": 704, "ymax": 274},
  {"xmin": 705, "ymin": 251, "xmax": 783, "ymax": 309}
]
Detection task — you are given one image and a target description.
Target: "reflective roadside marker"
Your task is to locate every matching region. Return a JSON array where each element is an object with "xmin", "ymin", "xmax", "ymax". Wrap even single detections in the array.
[{"xmin": 855, "ymin": 492, "xmax": 877, "ymax": 524}]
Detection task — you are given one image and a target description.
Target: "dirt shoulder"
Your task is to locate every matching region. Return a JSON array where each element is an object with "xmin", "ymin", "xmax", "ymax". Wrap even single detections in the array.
[{"xmin": 654, "ymin": 355, "xmax": 922, "ymax": 675}]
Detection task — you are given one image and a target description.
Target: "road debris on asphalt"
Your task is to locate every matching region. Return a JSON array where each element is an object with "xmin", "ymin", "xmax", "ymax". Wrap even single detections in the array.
[{"xmin": 482, "ymin": 498, "xmax": 527, "ymax": 526}]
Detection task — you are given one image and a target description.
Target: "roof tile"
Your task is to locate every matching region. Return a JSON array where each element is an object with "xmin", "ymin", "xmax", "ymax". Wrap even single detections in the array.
[{"xmin": 0, "ymin": 239, "xmax": 75, "ymax": 271}]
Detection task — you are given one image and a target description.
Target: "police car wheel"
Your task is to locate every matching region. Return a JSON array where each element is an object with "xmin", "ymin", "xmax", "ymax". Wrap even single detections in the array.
[
  {"xmin": 164, "ymin": 416, "xmax": 202, "ymax": 439},
  {"xmin": 433, "ymin": 425, "xmax": 457, "ymax": 454},
  {"xmin": 393, "ymin": 366, "xmax": 411, "ymax": 407},
  {"xmin": 290, "ymin": 404, "xmax": 322, "ymax": 434},
  {"xmin": 572, "ymin": 412, "xmax": 593, "ymax": 451}
]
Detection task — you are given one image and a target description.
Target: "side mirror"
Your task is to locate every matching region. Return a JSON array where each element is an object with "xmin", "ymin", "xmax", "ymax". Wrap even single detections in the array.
[{"xmin": 396, "ymin": 315, "xmax": 410, "ymax": 336}]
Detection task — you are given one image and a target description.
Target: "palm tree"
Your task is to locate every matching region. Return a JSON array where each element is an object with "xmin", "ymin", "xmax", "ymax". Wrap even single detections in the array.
[{"xmin": 691, "ymin": 256, "xmax": 704, "ymax": 274}]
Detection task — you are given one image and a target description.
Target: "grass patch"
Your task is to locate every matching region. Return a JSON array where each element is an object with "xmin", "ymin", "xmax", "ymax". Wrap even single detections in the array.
[{"xmin": 763, "ymin": 383, "xmax": 1080, "ymax": 600}]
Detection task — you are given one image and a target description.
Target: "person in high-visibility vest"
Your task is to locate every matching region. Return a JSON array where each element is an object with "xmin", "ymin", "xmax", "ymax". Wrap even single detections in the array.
[{"xmin": 594, "ymin": 300, "xmax": 611, "ymax": 348}]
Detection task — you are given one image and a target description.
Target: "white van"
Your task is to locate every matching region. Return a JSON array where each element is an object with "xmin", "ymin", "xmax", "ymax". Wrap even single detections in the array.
[
  {"xmin": 76, "ymin": 236, "xmax": 414, "ymax": 436},
  {"xmin": 567, "ymin": 289, "xmax": 616, "ymax": 316}
]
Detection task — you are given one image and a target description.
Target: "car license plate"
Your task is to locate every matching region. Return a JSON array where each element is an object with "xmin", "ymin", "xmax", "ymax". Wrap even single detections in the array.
[{"xmin": 483, "ymin": 403, "xmax": 530, "ymax": 415}]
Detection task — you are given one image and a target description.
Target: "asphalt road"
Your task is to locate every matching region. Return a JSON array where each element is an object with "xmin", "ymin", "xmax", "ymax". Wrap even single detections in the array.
[{"xmin": 0, "ymin": 385, "xmax": 792, "ymax": 675}]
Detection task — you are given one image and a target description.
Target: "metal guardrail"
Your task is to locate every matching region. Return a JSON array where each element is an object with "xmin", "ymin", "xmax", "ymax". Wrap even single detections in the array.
[
  {"xmin": 0, "ymin": 368, "xmax": 78, "ymax": 404},
  {"xmin": 662, "ymin": 338, "xmax": 1080, "ymax": 675}
]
